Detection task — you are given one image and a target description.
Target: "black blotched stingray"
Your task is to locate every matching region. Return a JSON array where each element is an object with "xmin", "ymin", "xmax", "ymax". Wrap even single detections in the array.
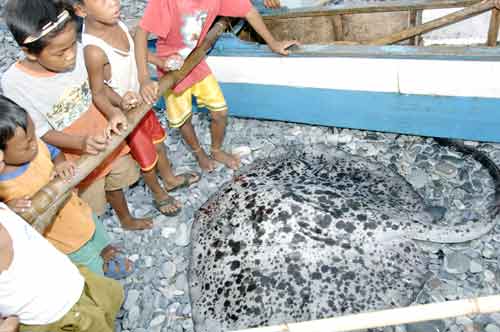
[{"xmin": 189, "ymin": 143, "xmax": 499, "ymax": 332}]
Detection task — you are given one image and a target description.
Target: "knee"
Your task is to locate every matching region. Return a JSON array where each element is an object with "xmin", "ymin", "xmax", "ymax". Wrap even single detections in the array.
[{"xmin": 211, "ymin": 110, "xmax": 227, "ymax": 123}]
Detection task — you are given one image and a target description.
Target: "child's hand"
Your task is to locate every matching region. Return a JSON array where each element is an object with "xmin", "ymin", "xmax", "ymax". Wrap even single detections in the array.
[
  {"xmin": 264, "ymin": 0, "xmax": 281, "ymax": 8},
  {"xmin": 82, "ymin": 134, "xmax": 109, "ymax": 155},
  {"xmin": 269, "ymin": 40, "xmax": 299, "ymax": 55},
  {"xmin": 6, "ymin": 197, "xmax": 31, "ymax": 214},
  {"xmin": 120, "ymin": 91, "xmax": 142, "ymax": 111},
  {"xmin": 139, "ymin": 80, "xmax": 159, "ymax": 105},
  {"xmin": 163, "ymin": 54, "xmax": 184, "ymax": 71},
  {"xmin": 52, "ymin": 160, "xmax": 76, "ymax": 182},
  {"xmin": 0, "ymin": 316, "xmax": 19, "ymax": 332},
  {"xmin": 107, "ymin": 111, "xmax": 128, "ymax": 137}
]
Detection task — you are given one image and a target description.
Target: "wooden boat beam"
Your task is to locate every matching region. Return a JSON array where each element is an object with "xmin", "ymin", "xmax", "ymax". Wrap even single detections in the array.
[
  {"xmin": 488, "ymin": 7, "xmax": 500, "ymax": 46},
  {"xmin": 19, "ymin": 18, "xmax": 231, "ymax": 233},
  {"xmin": 366, "ymin": 0, "xmax": 495, "ymax": 45},
  {"xmin": 262, "ymin": 0, "xmax": 482, "ymax": 20}
]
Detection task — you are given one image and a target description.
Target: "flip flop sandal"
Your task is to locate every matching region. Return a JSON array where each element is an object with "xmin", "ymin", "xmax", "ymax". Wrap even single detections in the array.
[
  {"xmin": 104, "ymin": 256, "xmax": 134, "ymax": 280},
  {"xmin": 154, "ymin": 196, "xmax": 182, "ymax": 217},
  {"xmin": 166, "ymin": 172, "xmax": 201, "ymax": 192}
]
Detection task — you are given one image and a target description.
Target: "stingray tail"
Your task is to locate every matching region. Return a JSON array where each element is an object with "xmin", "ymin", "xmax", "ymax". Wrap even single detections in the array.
[
  {"xmin": 410, "ymin": 138, "xmax": 500, "ymax": 243},
  {"xmin": 435, "ymin": 138, "xmax": 500, "ymax": 216}
]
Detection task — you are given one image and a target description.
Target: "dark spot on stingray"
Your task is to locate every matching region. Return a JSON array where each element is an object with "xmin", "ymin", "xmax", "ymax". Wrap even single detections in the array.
[
  {"xmin": 215, "ymin": 250, "xmax": 224, "ymax": 261},
  {"xmin": 335, "ymin": 220, "xmax": 356, "ymax": 233},
  {"xmin": 278, "ymin": 211, "xmax": 291, "ymax": 222},
  {"xmin": 230, "ymin": 261, "xmax": 241, "ymax": 270},
  {"xmin": 364, "ymin": 222, "xmax": 377, "ymax": 230},
  {"xmin": 356, "ymin": 214, "xmax": 367, "ymax": 221},
  {"xmin": 228, "ymin": 240, "xmax": 242, "ymax": 255},
  {"xmin": 292, "ymin": 234, "xmax": 306, "ymax": 243}
]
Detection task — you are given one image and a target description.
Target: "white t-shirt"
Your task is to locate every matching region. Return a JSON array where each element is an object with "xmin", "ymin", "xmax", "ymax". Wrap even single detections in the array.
[
  {"xmin": 0, "ymin": 203, "xmax": 84, "ymax": 325},
  {"xmin": 82, "ymin": 21, "xmax": 140, "ymax": 97},
  {"xmin": 1, "ymin": 44, "xmax": 93, "ymax": 138}
]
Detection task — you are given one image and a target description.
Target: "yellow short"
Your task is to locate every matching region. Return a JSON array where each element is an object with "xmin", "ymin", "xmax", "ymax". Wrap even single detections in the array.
[
  {"xmin": 165, "ymin": 74, "xmax": 227, "ymax": 128},
  {"xmin": 79, "ymin": 154, "xmax": 140, "ymax": 216}
]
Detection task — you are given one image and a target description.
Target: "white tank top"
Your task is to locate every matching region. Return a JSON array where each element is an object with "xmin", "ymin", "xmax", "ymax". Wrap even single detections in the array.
[
  {"xmin": 82, "ymin": 21, "xmax": 140, "ymax": 96},
  {"xmin": 0, "ymin": 203, "xmax": 84, "ymax": 324}
]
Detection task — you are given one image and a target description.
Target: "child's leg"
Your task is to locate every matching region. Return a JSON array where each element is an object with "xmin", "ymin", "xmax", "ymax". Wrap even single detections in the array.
[
  {"xmin": 105, "ymin": 155, "xmax": 153, "ymax": 230},
  {"xmin": 166, "ymin": 86, "xmax": 216, "ymax": 172},
  {"xmin": 155, "ymin": 142, "xmax": 200, "ymax": 190},
  {"xmin": 106, "ymin": 189, "xmax": 152, "ymax": 230},
  {"xmin": 193, "ymin": 75, "xmax": 240, "ymax": 170},
  {"xmin": 210, "ymin": 109, "xmax": 240, "ymax": 170},
  {"xmin": 127, "ymin": 111, "xmax": 182, "ymax": 215},
  {"xmin": 178, "ymin": 117, "xmax": 216, "ymax": 172}
]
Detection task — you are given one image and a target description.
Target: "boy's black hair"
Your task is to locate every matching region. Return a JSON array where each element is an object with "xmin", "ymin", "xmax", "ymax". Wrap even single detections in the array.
[
  {"xmin": 4, "ymin": 0, "xmax": 76, "ymax": 55},
  {"xmin": 0, "ymin": 96, "xmax": 29, "ymax": 150}
]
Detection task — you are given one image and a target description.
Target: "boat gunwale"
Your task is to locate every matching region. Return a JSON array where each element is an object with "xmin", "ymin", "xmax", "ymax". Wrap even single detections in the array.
[
  {"xmin": 207, "ymin": 35, "xmax": 500, "ymax": 61},
  {"xmin": 261, "ymin": 0, "xmax": 483, "ymax": 19}
]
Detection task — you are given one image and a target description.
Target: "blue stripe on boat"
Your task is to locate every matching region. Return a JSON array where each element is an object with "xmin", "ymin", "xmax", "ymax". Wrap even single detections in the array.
[{"xmin": 216, "ymin": 83, "xmax": 500, "ymax": 142}]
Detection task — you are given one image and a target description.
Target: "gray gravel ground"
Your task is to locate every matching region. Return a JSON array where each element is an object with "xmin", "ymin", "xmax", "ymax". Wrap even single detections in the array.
[{"xmin": 2, "ymin": 1, "xmax": 500, "ymax": 332}]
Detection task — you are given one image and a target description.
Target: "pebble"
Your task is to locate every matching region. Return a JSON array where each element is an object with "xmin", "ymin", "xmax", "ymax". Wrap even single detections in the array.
[
  {"xmin": 406, "ymin": 320, "xmax": 446, "ymax": 332},
  {"xmin": 161, "ymin": 261, "xmax": 177, "ymax": 279},
  {"xmin": 486, "ymin": 324, "xmax": 500, "ymax": 332},
  {"xmin": 175, "ymin": 223, "xmax": 191, "ymax": 247},
  {"xmin": 444, "ymin": 252, "xmax": 471, "ymax": 274}
]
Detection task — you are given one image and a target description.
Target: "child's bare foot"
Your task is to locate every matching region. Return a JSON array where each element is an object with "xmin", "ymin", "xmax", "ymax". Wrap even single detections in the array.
[
  {"xmin": 212, "ymin": 148, "xmax": 240, "ymax": 170},
  {"xmin": 193, "ymin": 148, "xmax": 216, "ymax": 172},
  {"xmin": 120, "ymin": 216, "xmax": 153, "ymax": 230},
  {"xmin": 153, "ymin": 191, "xmax": 182, "ymax": 216}
]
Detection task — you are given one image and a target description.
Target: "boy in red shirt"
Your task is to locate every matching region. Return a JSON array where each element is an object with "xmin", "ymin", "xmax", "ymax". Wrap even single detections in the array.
[{"xmin": 135, "ymin": 0, "xmax": 296, "ymax": 172}]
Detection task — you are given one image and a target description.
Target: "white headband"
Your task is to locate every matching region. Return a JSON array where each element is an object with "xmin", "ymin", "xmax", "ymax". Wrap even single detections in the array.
[{"xmin": 23, "ymin": 10, "xmax": 70, "ymax": 45}]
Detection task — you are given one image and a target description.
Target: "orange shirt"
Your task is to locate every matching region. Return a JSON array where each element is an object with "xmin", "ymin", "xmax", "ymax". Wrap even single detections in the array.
[
  {"xmin": 0, "ymin": 140, "xmax": 95, "ymax": 254},
  {"xmin": 1, "ymin": 56, "xmax": 130, "ymax": 189}
]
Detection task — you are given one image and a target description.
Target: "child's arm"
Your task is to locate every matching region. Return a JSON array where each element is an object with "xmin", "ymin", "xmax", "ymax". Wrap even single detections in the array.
[
  {"xmin": 0, "ymin": 316, "xmax": 19, "ymax": 332},
  {"xmin": 83, "ymin": 45, "xmax": 128, "ymax": 137},
  {"xmin": 135, "ymin": 26, "xmax": 159, "ymax": 105},
  {"xmin": 245, "ymin": 7, "xmax": 298, "ymax": 55},
  {"xmin": 42, "ymin": 130, "xmax": 108, "ymax": 155},
  {"xmin": 264, "ymin": 0, "xmax": 281, "ymax": 8}
]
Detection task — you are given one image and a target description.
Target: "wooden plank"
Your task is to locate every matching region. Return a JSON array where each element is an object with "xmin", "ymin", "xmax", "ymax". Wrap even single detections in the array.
[
  {"xmin": 263, "ymin": 0, "xmax": 481, "ymax": 20},
  {"xmin": 367, "ymin": 0, "xmax": 495, "ymax": 45},
  {"xmin": 408, "ymin": 10, "xmax": 424, "ymax": 45},
  {"xmin": 332, "ymin": 15, "xmax": 344, "ymax": 41},
  {"xmin": 409, "ymin": 9, "xmax": 418, "ymax": 45},
  {"xmin": 487, "ymin": 7, "xmax": 500, "ymax": 46}
]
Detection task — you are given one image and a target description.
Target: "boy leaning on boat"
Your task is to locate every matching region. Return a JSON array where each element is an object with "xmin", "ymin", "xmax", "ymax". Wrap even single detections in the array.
[{"xmin": 134, "ymin": 0, "xmax": 296, "ymax": 172}]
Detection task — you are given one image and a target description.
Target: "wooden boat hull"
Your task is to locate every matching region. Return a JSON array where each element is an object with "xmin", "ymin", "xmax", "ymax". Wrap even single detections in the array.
[{"xmin": 152, "ymin": 34, "xmax": 500, "ymax": 142}]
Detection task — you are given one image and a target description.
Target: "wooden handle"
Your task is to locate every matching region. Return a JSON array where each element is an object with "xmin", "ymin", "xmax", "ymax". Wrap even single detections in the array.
[{"xmin": 21, "ymin": 18, "xmax": 230, "ymax": 233}]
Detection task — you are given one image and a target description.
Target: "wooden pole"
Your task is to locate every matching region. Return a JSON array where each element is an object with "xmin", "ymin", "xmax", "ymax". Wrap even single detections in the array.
[
  {"xmin": 366, "ymin": 0, "xmax": 495, "ymax": 45},
  {"xmin": 487, "ymin": 7, "xmax": 500, "ymax": 46},
  {"xmin": 263, "ymin": 0, "xmax": 482, "ymax": 20},
  {"xmin": 20, "ymin": 18, "xmax": 231, "ymax": 234},
  {"xmin": 409, "ymin": 9, "xmax": 423, "ymax": 45},
  {"xmin": 230, "ymin": 295, "xmax": 500, "ymax": 332},
  {"xmin": 332, "ymin": 15, "xmax": 344, "ymax": 41}
]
